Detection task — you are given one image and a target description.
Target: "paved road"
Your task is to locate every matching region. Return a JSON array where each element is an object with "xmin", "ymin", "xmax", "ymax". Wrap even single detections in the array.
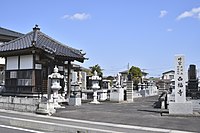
[
  {"xmin": 0, "ymin": 96, "xmax": 199, "ymax": 133},
  {"xmin": 53, "ymin": 96, "xmax": 200, "ymax": 132},
  {"xmin": 0, "ymin": 110, "xmax": 169, "ymax": 133},
  {"xmin": 0, "ymin": 125, "xmax": 45, "ymax": 133}
]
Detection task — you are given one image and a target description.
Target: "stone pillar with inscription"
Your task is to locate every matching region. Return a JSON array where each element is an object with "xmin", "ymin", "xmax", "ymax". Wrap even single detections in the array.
[
  {"xmin": 174, "ymin": 55, "xmax": 186, "ymax": 103},
  {"xmin": 126, "ymin": 81, "xmax": 134, "ymax": 102},
  {"xmin": 169, "ymin": 55, "xmax": 193, "ymax": 115}
]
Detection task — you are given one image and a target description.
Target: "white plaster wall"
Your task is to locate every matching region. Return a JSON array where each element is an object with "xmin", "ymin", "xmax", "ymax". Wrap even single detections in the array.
[
  {"xmin": 0, "ymin": 58, "xmax": 5, "ymax": 65},
  {"xmin": 163, "ymin": 72, "xmax": 174, "ymax": 80},
  {"xmin": 20, "ymin": 55, "xmax": 33, "ymax": 69},
  {"xmin": 7, "ymin": 56, "xmax": 18, "ymax": 70}
]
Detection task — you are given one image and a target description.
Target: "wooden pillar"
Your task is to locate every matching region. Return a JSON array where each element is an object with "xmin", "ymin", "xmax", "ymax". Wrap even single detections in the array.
[
  {"xmin": 47, "ymin": 61, "xmax": 53, "ymax": 100},
  {"xmin": 67, "ymin": 61, "xmax": 72, "ymax": 99}
]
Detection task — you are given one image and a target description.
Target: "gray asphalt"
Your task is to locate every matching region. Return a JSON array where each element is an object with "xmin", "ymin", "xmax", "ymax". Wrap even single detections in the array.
[
  {"xmin": 0, "ymin": 125, "xmax": 46, "ymax": 133},
  {"xmin": 0, "ymin": 111, "xmax": 159, "ymax": 133},
  {"xmin": 0, "ymin": 126, "xmax": 29, "ymax": 133},
  {"xmin": 53, "ymin": 96, "xmax": 200, "ymax": 132}
]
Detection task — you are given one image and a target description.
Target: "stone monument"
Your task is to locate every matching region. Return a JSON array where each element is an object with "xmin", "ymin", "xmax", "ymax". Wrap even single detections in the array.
[
  {"xmin": 110, "ymin": 73, "xmax": 124, "ymax": 102},
  {"xmin": 169, "ymin": 55, "xmax": 193, "ymax": 115},
  {"xmin": 126, "ymin": 81, "xmax": 134, "ymax": 102},
  {"xmin": 126, "ymin": 74, "xmax": 134, "ymax": 102},
  {"xmin": 89, "ymin": 71, "xmax": 101, "ymax": 104},
  {"xmin": 69, "ymin": 71, "xmax": 81, "ymax": 106}
]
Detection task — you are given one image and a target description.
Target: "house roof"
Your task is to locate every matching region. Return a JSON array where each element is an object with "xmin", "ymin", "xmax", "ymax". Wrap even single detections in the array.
[
  {"xmin": 0, "ymin": 27, "xmax": 24, "ymax": 38},
  {"xmin": 0, "ymin": 25, "xmax": 86, "ymax": 62},
  {"xmin": 119, "ymin": 70, "xmax": 128, "ymax": 74},
  {"xmin": 162, "ymin": 70, "xmax": 175, "ymax": 75}
]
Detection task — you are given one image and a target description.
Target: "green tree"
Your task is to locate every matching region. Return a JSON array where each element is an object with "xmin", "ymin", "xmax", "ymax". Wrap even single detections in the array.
[
  {"xmin": 83, "ymin": 69, "xmax": 93, "ymax": 76},
  {"xmin": 89, "ymin": 64, "xmax": 103, "ymax": 77},
  {"xmin": 128, "ymin": 66, "xmax": 142, "ymax": 85}
]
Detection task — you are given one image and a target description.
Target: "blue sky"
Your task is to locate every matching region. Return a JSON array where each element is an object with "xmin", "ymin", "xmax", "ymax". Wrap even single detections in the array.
[{"xmin": 1, "ymin": 0, "xmax": 200, "ymax": 77}]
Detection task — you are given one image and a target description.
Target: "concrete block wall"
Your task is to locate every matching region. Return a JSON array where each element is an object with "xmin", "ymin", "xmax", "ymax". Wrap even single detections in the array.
[{"xmin": 0, "ymin": 96, "xmax": 40, "ymax": 112}]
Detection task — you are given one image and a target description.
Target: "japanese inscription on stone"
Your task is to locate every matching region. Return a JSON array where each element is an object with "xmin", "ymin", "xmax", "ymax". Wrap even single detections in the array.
[{"xmin": 175, "ymin": 55, "xmax": 186, "ymax": 103}]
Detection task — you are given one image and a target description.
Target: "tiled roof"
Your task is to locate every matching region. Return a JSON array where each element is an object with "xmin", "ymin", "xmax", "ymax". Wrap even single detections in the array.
[
  {"xmin": 162, "ymin": 70, "xmax": 175, "ymax": 75},
  {"xmin": 0, "ymin": 26, "xmax": 86, "ymax": 62},
  {"xmin": 0, "ymin": 27, "xmax": 24, "ymax": 38}
]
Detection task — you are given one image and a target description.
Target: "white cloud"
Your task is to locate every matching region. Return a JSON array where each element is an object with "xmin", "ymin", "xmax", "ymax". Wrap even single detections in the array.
[
  {"xmin": 62, "ymin": 13, "xmax": 91, "ymax": 21},
  {"xmin": 177, "ymin": 7, "xmax": 200, "ymax": 20},
  {"xmin": 167, "ymin": 28, "xmax": 173, "ymax": 32},
  {"xmin": 159, "ymin": 10, "xmax": 168, "ymax": 18},
  {"xmin": 62, "ymin": 14, "xmax": 70, "ymax": 19}
]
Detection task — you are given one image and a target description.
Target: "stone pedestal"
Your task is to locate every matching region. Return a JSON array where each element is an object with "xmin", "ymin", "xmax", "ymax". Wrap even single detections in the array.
[
  {"xmin": 126, "ymin": 81, "xmax": 134, "ymax": 102},
  {"xmin": 110, "ymin": 88, "xmax": 124, "ymax": 102},
  {"xmin": 52, "ymin": 90, "xmax": 61, "ymax": 108},
  {"xmin": 36, "ymin": 102, "xmax": 56, "ymax": 115},
  {"xmin": 97, "ymin": 89, "xmax": 108, "ymax": 101},
  {"xmin": 90, "ymin": 90, "xmax": 100, "ymax": 104},
  {"xmin": 169, "ymin": 102, "xmax": 193, "ymax": 115},
  {"xmin": 69, "ymin": 97, "xmax": 81, "ymax": 106}
]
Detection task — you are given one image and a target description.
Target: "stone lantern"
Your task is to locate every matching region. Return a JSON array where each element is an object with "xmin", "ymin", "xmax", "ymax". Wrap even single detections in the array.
[
  {"xmin": 48, "ymin": 66, "xmax": 64, "ymax": 108},
  {"xmin": 89, "ymin": 71, "xmax": 102, "ymax": 104}
]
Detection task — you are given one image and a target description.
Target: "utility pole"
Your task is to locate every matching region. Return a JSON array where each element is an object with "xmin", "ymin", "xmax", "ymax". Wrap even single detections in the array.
[{"xmin": 127, "ymin": 63, "xmax": 130, "ymax": 70}]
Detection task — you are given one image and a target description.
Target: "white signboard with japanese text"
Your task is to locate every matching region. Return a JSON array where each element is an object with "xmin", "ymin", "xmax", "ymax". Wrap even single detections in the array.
[{"xmin": 175, "ymin": 55, "xmax": 186, "ymax": 103}]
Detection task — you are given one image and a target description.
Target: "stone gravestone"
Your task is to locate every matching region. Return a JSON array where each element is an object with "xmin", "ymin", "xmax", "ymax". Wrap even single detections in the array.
[
  {"xmin": 187, "ymin": 64, "xmax": 199, "ymax": 99},
  {"xmin": 169, "ymin": 55, "xmax": 193, "ymax": 115}
]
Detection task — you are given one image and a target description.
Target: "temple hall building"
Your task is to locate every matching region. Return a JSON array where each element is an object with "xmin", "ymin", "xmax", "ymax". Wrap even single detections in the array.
[
  {"xmin": 0, "ymin": 25, "xmax": 86, "ymax": 97},
  {"xmin": 0, "ymin": 27, "xmax": 24, "ymax": 86}
]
